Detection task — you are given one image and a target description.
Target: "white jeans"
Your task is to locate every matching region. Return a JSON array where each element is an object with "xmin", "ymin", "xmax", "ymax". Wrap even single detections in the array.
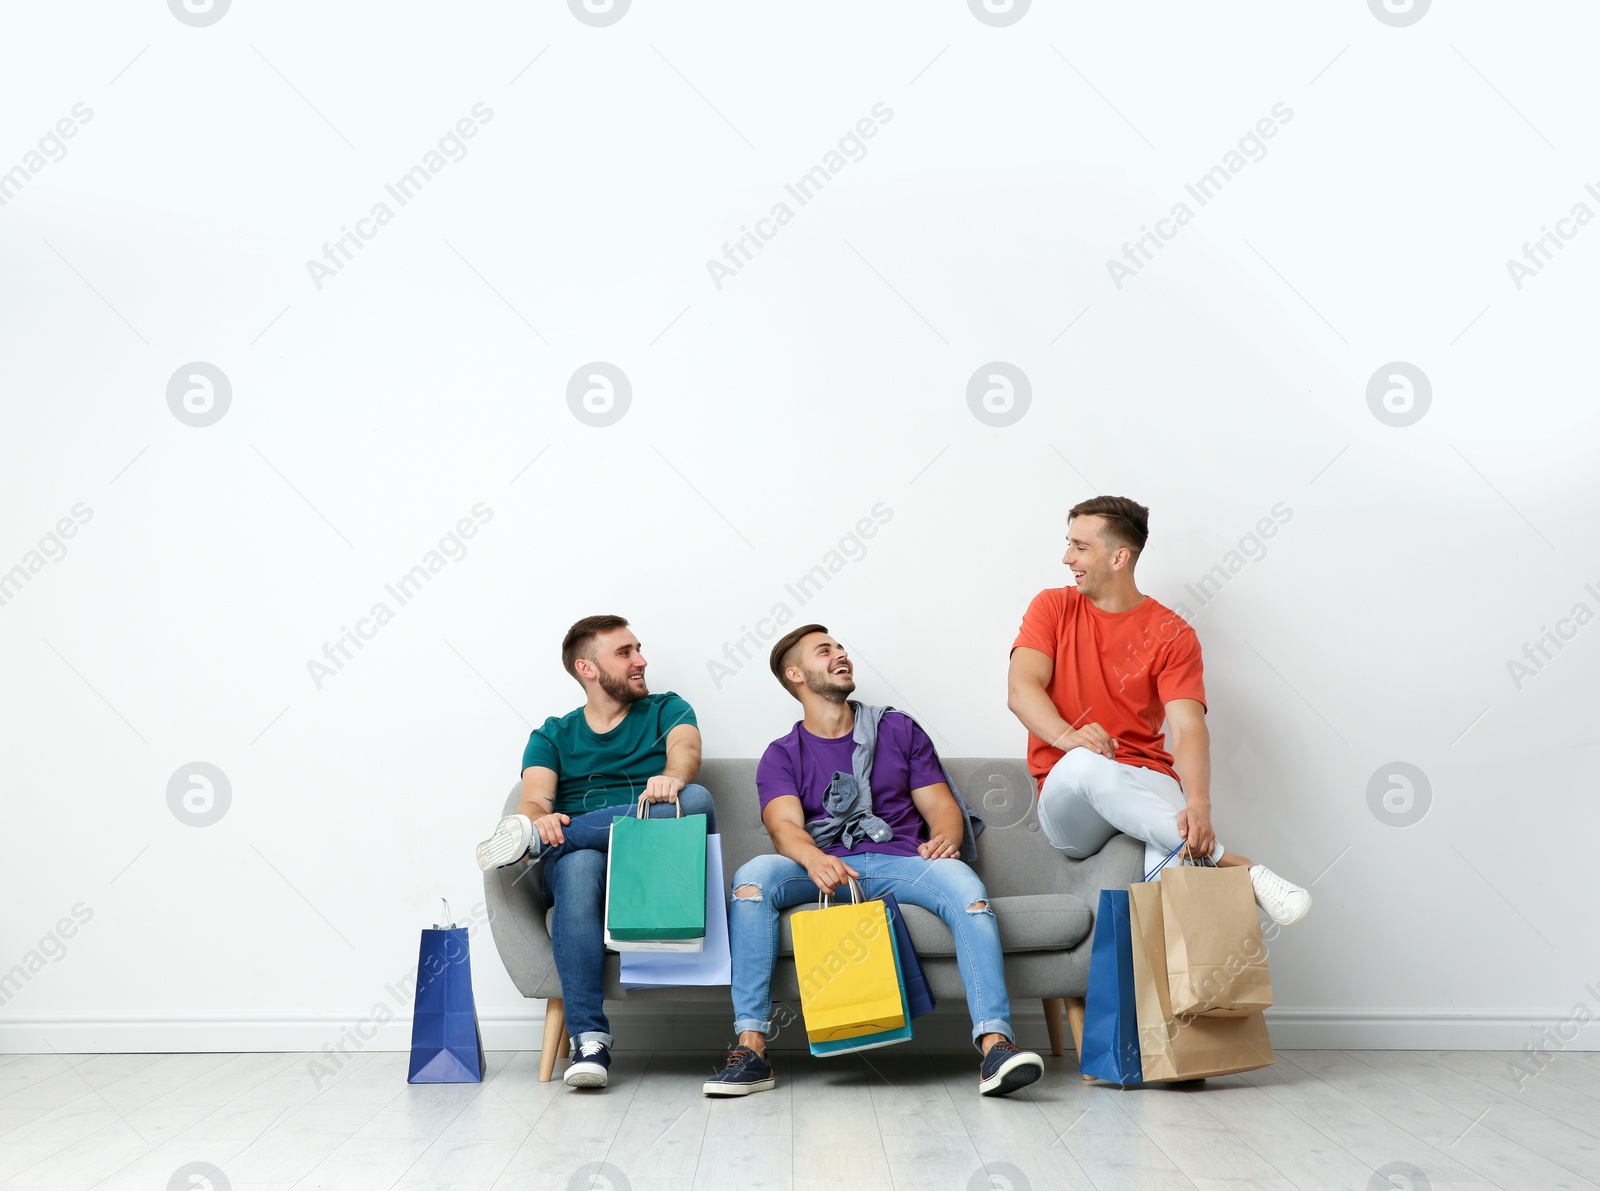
[{"xmin": 1036, "ymin": 747, "xmax": 1225, "ymax": 876}]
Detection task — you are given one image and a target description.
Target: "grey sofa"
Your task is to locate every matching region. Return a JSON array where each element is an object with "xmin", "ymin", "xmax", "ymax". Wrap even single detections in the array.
[{"xmin": 483, "ymin": 756, "xmax": 1144, "ymax": 1080}]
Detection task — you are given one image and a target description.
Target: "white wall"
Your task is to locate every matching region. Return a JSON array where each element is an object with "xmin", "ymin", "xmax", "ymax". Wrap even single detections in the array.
[{"xmin": 2, "ymin": 0, "xmax": 1597, "ymax": 1055}]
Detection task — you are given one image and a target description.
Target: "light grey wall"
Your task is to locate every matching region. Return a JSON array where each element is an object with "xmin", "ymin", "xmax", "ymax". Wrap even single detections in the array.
[{"xmin": 2, "ymin": 0, "xmax": 1596, "ymax": 1053}]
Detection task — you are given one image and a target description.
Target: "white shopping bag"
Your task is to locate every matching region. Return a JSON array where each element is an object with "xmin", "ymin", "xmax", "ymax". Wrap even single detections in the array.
[{"xmin": 619, "ymin": 834, "xmax": 731, "ymax": 987}]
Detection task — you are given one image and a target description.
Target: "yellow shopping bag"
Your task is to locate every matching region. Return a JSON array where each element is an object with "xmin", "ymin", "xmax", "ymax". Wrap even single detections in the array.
[{"xmin": 791, "ymin": 879, "xmax": 906, "ymax": 1044}]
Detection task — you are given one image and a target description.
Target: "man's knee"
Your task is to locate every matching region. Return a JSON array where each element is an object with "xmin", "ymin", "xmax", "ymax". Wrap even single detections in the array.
[
  {"xmin": 730, "ymin": 853, "xmax": 796, "ymax": 900},
  {"xmin": 927, "ymin": 862, "xmax": 993, "ymax": 914},
  {"xmin": 677, "ymin": 783, "xmax": 714, "ymax": 812},
  {"xmin": 1045, "ymin": 745, "xmax": 1112, "ymax": 792}
]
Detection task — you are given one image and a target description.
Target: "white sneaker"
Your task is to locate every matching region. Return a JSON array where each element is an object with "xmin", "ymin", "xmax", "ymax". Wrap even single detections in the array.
[
  {"xmin": 1249, "ymin": 865, "xmax": 1311, "ymax": 926},
  {"xmin": 475, "ymin": 814, "xmax": 534, "ymax": 872}
]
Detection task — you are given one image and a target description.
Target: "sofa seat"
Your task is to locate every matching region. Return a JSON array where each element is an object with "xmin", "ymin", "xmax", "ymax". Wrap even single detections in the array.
[{"xmin": 547, "ymin": 892, "xmax": 1093, "ymax": 959}]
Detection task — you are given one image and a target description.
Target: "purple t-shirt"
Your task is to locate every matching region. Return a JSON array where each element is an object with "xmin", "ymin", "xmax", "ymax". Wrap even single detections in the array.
[{"xmin": 755, "ymin": 712, "xmax": 946, "ymax": 858}]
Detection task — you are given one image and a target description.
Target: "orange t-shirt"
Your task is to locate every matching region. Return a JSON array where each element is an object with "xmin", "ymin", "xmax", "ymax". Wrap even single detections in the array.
[{"xmin": 1011, "ymin": 586, "xmax": 1206, "ymax": 786}]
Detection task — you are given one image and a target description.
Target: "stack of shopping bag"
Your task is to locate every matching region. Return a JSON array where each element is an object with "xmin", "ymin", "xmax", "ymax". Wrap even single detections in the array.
[
  {"xmin": 604, "ymin": 796, "xmax": 709, "ymax": 952},
  {"xmin": 1081, "ymin": 845, "xmax": 1275, "ymax": 1084},
  {"xmin": 791, "ymin": 882, "xmax": 936, "ymax": 1057},
  {"xmin": 619, "ymin": 827, "xmax": 732, "ymax": 989}
]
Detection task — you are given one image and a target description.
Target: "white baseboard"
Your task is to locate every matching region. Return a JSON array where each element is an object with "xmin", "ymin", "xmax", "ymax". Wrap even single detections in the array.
[{"xmin": 0, "ymin": 1007, "xmax": 1587, "ymax": 1054}]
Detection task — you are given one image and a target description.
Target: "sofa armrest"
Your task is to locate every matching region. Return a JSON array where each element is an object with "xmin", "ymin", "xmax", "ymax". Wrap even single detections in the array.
[{"xmin": 483, "ymin": 860, "xmax": 562, "ymax": 1000}]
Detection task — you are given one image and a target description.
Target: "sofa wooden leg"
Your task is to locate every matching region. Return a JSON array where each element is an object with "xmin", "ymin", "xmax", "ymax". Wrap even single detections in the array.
[
  {"xmin": 538, "ymin": 998, "xmax": 566, "ymax": 1083},
  {"xmin": 1065, "ymin": 996, "xmax": 1089, "ymax": 1080},
  {"xmin": 1042, "ymin": 998, "xmax": 1066, "ymax": 1057},
  {"xmin": 558, "ymin": 1033, "xmax": 570, "ymax": 1058}
]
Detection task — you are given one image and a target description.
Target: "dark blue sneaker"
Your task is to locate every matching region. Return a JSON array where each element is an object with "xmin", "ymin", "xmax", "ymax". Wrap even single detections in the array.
[
  {"xmin": 703, "ymin": 1046, "xmax": 775, "ymax": 1096},
  {"xmin": 564, "ymin": 1040, "xmax": 610, "ymax": 1089},
  {"xmin": 978, "ymin": 1040, "xmax": 1043, "ymax": 1097}
]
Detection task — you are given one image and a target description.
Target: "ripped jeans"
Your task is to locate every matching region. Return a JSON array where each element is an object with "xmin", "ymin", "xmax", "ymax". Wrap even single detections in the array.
[{"xmin": 728, "ymin": 851, "xmax": 1013, "ymax": 1048}]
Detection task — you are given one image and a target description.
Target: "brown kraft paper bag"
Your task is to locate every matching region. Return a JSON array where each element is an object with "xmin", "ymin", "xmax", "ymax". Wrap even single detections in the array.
[
  {"xmin": 1158, "ymin": 863, "xmax": 1273, "ymax": 1017},
  {"xmin": 1128, "ymin": 880, "xmax": 1275, "ymax": 1082}
]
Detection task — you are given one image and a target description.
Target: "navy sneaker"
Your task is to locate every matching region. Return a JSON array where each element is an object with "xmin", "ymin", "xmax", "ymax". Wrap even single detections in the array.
[
  {"xmin": 703, "ymin": 1046, "xmax": 775, "ymax": 1096},
  {"xmin": 564, "ymin": 1040, "xmax": 611, "ymax": 1089},
  {"xmin": 978, "ymin": 1040, "xmax": 1043, "ymax": 1097}
]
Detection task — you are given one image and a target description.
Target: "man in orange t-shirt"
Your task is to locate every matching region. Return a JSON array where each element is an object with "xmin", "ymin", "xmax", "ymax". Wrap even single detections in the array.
[{"xmin": 1007, "ymin": 495, "xmax": 1310, "ymax": 925}]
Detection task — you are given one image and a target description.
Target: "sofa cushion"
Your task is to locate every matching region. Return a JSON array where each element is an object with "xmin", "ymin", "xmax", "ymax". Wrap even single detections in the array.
[
  {"xmin": 775, "ymin": 892, "xmax": 1091, "ymax": 958},
  {"xmin": 554, "ymin": 892, "xmax": 1092, "ymax": 957}
]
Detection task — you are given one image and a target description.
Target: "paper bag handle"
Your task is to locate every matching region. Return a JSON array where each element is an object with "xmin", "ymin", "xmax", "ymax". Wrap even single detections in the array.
[
  {"xmin": 1144, "ymin": 840, "xmax": 1210, "ymax": 883},
  {"xmin": 818, "ymin": 877, "xmax": 864, "ymax": 908},
  {"xmin": 634, "ymin": 792, "xmax": 683, "ymax": 819},
  {"xmin": 435, "ymin": 898, "xmax": 456, "ymax": 929}
]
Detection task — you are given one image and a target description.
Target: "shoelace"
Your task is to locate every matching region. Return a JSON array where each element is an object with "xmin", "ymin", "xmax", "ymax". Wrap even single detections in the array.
[
  {"xmin": 1252, "ymin": 868, "xmax": 1297, "ymax": 902},
  {"xmin": 724, "ymin": 1047, "xmax": 755, "ymax": 1068},
  {"xmin": 577, "ymin": 1042, "xmax": 606, "ymax": 1060}
]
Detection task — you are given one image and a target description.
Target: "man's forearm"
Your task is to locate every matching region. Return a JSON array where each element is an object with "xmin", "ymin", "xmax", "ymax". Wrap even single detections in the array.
[
  {"xmin": 927, "ymin": 802, "xmax": 964, "ymax": 846},
  {"xmin": 1007, "ymin": 682, "xmax": 1076, "ymax": 749},
  {"xmin": 770, "ymin": 820, "xmax": 827, "ymax": 870},
  {"xmin": 1171, "ymin": 737, "xmax": 1211, "ymax": 807},
  {"xmin": 517, "ymin": 793, "xmax": 554, "ymax": 818}
]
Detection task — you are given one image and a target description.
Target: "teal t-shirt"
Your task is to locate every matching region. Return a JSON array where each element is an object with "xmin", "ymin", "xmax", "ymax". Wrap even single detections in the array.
[{"xmin": 520, "ymin": 691, "xmax": 698, "ymax": 815}]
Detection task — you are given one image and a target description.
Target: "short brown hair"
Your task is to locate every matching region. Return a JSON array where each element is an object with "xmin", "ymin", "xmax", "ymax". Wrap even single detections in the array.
[
  {"xmin": 768, "ymin": 623, "xmax": 828, "ymax": 699},
  {"xmin": 1069, "ymin": 495, "xmax": 1150, "ymax": 558},
  {"xmin": 561, "ymin": 614, "xmax": 630, "ymax": 680}
]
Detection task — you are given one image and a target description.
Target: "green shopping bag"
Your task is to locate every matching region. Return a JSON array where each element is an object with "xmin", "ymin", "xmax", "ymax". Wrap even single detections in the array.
[{"xmin": 604, "ymin": 795, "xmax": 708, "ymax": 944}]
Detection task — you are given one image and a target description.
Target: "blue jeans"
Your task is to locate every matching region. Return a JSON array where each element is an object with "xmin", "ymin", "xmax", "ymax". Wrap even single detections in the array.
[
  {"xmin": 728, "ymin": 850, "xmax": 1013, "ymax": 1048},
  {"xmin": 540, "ymin": 785, "xmax": 717, "ymax": 1047}
]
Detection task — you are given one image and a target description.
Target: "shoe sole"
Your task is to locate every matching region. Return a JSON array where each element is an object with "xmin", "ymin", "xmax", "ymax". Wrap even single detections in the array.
[
  {"xmin": 1261, "ymin": 892, "xmax": 1312, "ymax": 927},
  {"xmin": 476, "ymin": 815, "xmax": 532, "ymax": 872},
  {"xmin": 564, "ymin": 1063, "xmax": 609, "ymax": 1089},
  {"xmin": 979, "ymin": 1053, "xmax": 1044, "ymax": 1097},
  {"xmin": 702, "ymin": 1077, "xmax": 776, "ymax": 1097}
]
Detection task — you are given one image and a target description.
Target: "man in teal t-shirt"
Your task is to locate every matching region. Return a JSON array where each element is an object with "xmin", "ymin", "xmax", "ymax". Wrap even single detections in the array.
[
  {"xmin": 521, "ymin": 688, "xmax": 697, "ymax": 815},
  {"xmin": 474, "ymin": 614, "xmax": 715, "ymax": 1091}
]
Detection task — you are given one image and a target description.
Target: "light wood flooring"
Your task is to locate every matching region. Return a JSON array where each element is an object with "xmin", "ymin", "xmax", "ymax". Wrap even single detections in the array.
[{"xmin": 0, "ymin": 1047, "xmax": 1595, "ymax": 1190}]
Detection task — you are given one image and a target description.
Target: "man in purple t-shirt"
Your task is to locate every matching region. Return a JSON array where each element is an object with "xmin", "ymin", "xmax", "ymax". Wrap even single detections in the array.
[{"xmin": 702, "ymin": 624, "xmax": 1044, "ymax": 1099}]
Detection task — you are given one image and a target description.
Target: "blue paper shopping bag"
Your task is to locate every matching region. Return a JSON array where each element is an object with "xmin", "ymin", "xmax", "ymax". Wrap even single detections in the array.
[
  {"xmin": 407, "ymin": 901, "xmax": 486, "ymax": 1083},
  {"xmin": 878, "ymin": 892, "xmax": 936, "ymax": 1019},
  {"xmin": 1080, "ymin": 888, "xmax": 1142, "ymax": 1085}
]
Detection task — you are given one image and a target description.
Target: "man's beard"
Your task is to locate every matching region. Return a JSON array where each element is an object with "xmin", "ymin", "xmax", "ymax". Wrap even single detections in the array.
[
  {"xmin": 803, "ymin": 667, "xmax": 855, "ymax": 703},
  {"xmin": 598, "ymin": 669, "xmax": 648, "ymax": 704}
]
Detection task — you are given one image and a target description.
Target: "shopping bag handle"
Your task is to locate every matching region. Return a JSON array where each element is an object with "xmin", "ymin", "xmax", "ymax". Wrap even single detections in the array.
[
  {"xmin": 434, "ymin": 898, "xmax": 456, "ymax": 929},
  {"xmin": 818, "ymin": 877, "xmax": 864, "ymax": 908},
  {"xmin": 634, "ymin": 792, "xmax": 682, "ymax": 818},
  {"xmin": 1143, "ymin": 842, "xmax": 1193, "ymax": 883}
]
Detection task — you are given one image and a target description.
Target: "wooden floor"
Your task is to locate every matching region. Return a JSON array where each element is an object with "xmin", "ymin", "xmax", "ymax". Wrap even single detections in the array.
[{"xmin": 0, "ymin": 1047, "xmax": 1595, "ymax": 1190}]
